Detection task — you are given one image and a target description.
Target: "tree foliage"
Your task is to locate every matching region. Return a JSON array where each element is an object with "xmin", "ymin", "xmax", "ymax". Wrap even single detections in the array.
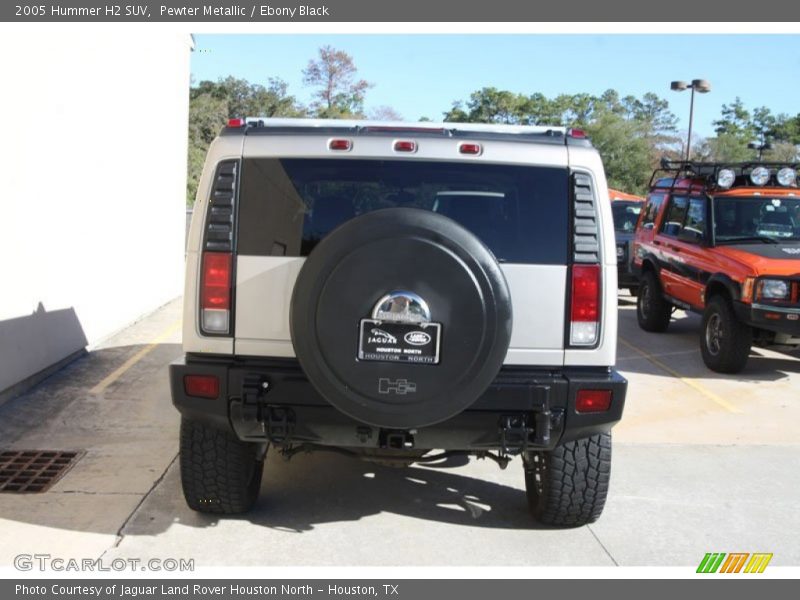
[
  {"xmin": 186, "ymin": 46, "xmax": 798, "ymax": 205},
  {"xmin": 302, "ymin": 45, "xmax": 372, "ymax": 118},
  {"xmin": 444, "ymin": 87, "xmax": 679, "ymax": 194}
]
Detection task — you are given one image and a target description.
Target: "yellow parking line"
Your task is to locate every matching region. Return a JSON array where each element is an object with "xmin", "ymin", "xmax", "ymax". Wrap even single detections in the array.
[
  {"xmin": 619, "ymin": 337, "xmax": 742, "ymax": 414},
  {"xmin": 90, "ymin": 320, "xmax": 182, "ymax": 395}
]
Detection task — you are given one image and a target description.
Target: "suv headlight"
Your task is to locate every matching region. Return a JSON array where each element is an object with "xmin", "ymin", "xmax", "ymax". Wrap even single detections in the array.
[{"xmin": 759, "ymin": 279, "xmax": 789, "ymax": 300}]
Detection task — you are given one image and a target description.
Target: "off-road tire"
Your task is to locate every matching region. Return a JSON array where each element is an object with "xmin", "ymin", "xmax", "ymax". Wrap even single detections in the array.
[
  {"xmin": 524, "ymin": 433, "xmax": 611, "ymax": 527},
  {"xmin": 700, "ymin": 295, "xmax": 752, "ymax": 374},
  {"xmin": 180, "ymin": 418, "xmax": 264, "ymax": 514},
  {"xmin": 637, "ymin": 270, "xmax": 671, "ymax": 332}
]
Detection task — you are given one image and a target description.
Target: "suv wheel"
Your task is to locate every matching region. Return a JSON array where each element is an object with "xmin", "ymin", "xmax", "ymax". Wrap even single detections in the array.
[
  {"xmin": 637, "ymin": 270, "xmax": 671, "ymax": 332},
  {"xmin": 179, "ymin": 418, "xmax": 265, "ymax": 514},
  {"xmin": 524, "ymin": 433, "xmax": 611, "ymax": 527},
  {"xmin": 700, "ymin": 295, "xmax": 752, "ymax": 374}
]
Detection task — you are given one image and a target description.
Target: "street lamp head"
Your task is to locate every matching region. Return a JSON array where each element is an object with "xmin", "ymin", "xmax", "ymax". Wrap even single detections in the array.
[
  {"xmin": 671, "ymin": 80, "xmax": 688, "ymax": 91},
  {"xmin": 692, "ymin": 79, "xmax": 711, "ymax": 93}
]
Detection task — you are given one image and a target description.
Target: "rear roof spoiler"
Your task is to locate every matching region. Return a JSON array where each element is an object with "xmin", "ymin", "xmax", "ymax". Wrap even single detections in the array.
[{"xmin": 220, "ymin": 117, "xmax": 592, "ymax": 146}]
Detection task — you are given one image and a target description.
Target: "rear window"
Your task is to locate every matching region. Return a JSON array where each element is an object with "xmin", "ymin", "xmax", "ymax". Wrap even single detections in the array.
[{"xmin": 237, "ymin": 158, "xmax": 569, "ymax": 264}]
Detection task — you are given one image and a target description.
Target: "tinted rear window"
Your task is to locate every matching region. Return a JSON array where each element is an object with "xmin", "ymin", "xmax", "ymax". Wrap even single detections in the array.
[{"xmin": 237, "ymin": 158, "xmax": 569, "ymax": 264}]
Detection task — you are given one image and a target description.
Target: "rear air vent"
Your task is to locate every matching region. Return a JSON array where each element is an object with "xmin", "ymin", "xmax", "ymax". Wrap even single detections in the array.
[
  {"xmin": 204, "ymin": 160, "xmax": 239, "ymax": 252},
  {"xmin": 572, "ymin": 172, "xmax": 600, "ymax": 263}
]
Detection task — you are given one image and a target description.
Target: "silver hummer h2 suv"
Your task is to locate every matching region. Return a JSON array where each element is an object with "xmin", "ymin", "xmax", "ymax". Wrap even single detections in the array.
[{"xmin": 171, "ymin": 118, "xmax": 627, "ymax": 527}]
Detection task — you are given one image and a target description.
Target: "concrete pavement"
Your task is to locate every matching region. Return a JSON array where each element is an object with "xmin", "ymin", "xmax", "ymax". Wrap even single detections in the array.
[{"xmin": 1, "ymin": 293, "xmax": 798, "ymax": 567}]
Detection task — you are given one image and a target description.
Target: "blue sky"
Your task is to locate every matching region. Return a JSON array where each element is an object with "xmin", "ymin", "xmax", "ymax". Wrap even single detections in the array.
[{"xmin": 191, "ymin": 34, "xmax": 800, "ymax": 137}]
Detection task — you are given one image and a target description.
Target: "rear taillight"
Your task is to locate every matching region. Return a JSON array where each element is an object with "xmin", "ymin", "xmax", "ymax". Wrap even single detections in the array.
[
  {"xmin": 575, "ymin": 389, "xmax": 612, "ymax": 413},
  {"xmin": 570, "ymin": 264, "xmax": 600, "ymax": 346},
  {"xmin": 184, "ymin": 375, "xmax": 220, "ymax": 399},
  {"xmin": 201, "ymin": 252, "xmax": 232, "ymax": 333}
]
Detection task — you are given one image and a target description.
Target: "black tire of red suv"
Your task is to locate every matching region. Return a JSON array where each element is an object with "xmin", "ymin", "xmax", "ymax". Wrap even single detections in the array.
[
  {"xmin": 700, "ymin": 295, "xmax": 752, "ymax": 374},
  {"xmin": 637, "ymin": 270, "xmax": 671, "ymax": 332},
  {"xmin": 179, "ymin": 418, "xmax": 264, "ymax": 514},
  {"xmin": 524, "ymin": 432, "xmax": 611, "ymax": 527}
]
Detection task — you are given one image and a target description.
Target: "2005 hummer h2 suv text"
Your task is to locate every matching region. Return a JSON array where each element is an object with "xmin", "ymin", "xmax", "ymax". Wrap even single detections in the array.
[{"xmin": 171, "ymin": 118, "xmax": 627, "ymax": 526}]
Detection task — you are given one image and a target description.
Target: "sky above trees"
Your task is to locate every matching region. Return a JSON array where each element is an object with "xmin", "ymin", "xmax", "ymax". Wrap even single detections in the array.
[{"xmin": 187, "ymin": 39, "xmax": 800, "ymax": 203}]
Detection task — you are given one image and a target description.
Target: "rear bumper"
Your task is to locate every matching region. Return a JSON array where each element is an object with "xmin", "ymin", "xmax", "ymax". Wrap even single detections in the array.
[{"xmin": 170, "ymin": 356, "xmax": 627, "ymax": 451}]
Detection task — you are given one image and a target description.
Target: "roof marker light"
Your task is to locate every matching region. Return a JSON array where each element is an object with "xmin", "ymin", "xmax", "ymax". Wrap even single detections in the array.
[
  {"xmin": 568, "ymin": 128, "xmax": 588, "ymax": 139},
  {"xmin": 777, "ymin": 167, "xmax": 797, "ymax": 187},
  {"xmin": 459, "ymin": 143, "xmax": 482, "ymax": 155},
  {"xmin": 328, "ymin": 139, "xmax": 352, "ymax": 151},
  {"xmin": 750, "ymin": 166, "xmax": 770, "ymax": 186},
  {"xmin": 227, "ymin": 118, "xmax": 246, "ymax": 128},
  {"xmin": 393, "ymin": 140, "xmax": 417, "ymax": 153},
  {"xmin": 717, "ymin": 168, "xmax": 736, "ymax": 189}
]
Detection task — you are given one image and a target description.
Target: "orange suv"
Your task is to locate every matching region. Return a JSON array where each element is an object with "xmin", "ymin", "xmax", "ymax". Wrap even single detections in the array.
[{"xmin": 633, "ymin": 160, "xmax": 800, "ymax": 373}]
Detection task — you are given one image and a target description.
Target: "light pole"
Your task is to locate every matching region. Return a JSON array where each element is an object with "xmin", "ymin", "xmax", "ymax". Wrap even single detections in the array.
[{"xmin": 671, "ymin": 79, "xmax": 711, "ymax": 161}]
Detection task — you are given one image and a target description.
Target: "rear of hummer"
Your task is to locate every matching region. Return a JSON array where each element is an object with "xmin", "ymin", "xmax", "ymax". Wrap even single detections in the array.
[{"xmin": 171, "ymin": 118, "xmax": 626, "ymax": 526}]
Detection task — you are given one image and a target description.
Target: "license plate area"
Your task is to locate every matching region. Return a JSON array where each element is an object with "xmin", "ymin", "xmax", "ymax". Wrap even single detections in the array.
[{"xmin": 358, "ymin": 319, "xmax": 441, "ymax": 364}]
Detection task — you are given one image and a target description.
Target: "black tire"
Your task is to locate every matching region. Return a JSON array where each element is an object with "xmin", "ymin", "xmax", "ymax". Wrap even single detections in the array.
[
  {"xmin": 525, "ymin": 433, "xmax": 612, "ymax": 527},
  {"xmin": 700, "ymin": 295, "xmax": 752, "ymax": 374},
  {"xmin": 179, "ymin": 418, "xmax": 264, "ymax": 514},
  {"xmin": 637, "ymin": 270, "xmax": 671, "ymax": 332}
]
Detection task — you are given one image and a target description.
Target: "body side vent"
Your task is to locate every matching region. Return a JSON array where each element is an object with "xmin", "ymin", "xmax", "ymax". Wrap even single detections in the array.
[
  {"xmin": 571, "ymin": 172, "xmax": 600, "ymax": 263},
  {"xmin": 203, "ymin": 160, "xmax": 239, "ymax": 252}
]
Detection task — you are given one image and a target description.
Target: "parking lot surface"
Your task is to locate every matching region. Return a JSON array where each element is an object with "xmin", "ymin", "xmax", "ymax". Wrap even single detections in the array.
[{"xmin": 1, "ymin": 293, "xmax": 798, "ymax": 567}]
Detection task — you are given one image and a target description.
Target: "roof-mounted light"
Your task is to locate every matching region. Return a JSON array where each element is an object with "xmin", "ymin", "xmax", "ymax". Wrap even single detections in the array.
[
  {"xmin": 777, "ymin": 167, "xmax": 797, "ymax": 187},
  {"xmin": 227, "ymin": 118, "xmax": 246, "ymax": 128},
  {"xmin": 750, "ymin": 166, "xmax": 770, "ymax": 186},
  {"xmin": 717, "ymin": 168, "xmax": 736, "ymax": 189},
  {"xmin": 567, "ymin": 128, "xmax": 587, "ymax": 139},
  {"xmin": 328, "ymin": 139, "xmax": 352, "ymax": 151},
  {"xmin": 458, "ymin": 143, "xmax": 482, "ymax": 155}
]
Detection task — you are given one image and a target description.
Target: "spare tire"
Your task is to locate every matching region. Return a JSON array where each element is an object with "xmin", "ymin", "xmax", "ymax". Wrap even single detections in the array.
[{"xmin": 290, "ymin": 208, "xmax": 512, "ymax": 429}]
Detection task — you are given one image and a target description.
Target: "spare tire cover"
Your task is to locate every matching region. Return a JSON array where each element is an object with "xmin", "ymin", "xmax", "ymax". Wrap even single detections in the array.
[{"xmin": 290, "ymin": 207, "xmax": 512, "ymax": 429}]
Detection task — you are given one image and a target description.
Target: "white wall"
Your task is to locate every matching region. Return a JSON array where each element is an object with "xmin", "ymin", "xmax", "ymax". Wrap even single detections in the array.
[{"xmin": 0, "ymin": 28, "xmax": 190, "ymax": 393}]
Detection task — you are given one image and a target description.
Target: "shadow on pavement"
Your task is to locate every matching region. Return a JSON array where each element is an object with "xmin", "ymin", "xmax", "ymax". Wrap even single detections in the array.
[{"xmin": 126, "ymin": 450, "xmax": 551, "ymax": 536}]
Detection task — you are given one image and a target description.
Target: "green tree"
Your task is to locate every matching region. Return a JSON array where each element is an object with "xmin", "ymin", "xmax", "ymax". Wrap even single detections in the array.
[
  {"xmin": 303, "ymin": 45, "xmax": 372, "ymax": 118},
  {"xmin": 713, "ymin": 97, "xmax": 755, "ymax": 139},
  {"xmin": 186, "ymin": 92, "xmax": 228, "ymax": 204},
  {"xmin": 186, "ymin": 75, "xmax": 304, "ymax": 204}
]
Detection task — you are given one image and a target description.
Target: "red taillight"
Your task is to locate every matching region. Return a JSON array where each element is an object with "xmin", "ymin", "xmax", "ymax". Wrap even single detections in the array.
[
  {"xmin": 201, "ymin": 252, "xmax": 232, "ymax": 310},
  {"xmin": 459, "ymin": 142, "xmax": 482, "ymax": 155},
  {"xmin": 227, "ymin": 118, "xmax": 246, "ymax": 128},
  {"xmin": 575, "ymin": 389, "xmax": 612, "ymax": 413},
  {"xmin": 201, "ymin": 252, "xmax": 232, "ymax": 334},
  {"xmin": 568, "ymin": 128, "xmax": 587, "ymax": 139},
  {"xmin": 184, "ymin": 375, "xmax": 220, "ymax": 399},
  {"xmin": 393, "ymin": 140, "xmax": 417, "ymax": 153},
  {"xmin": 328, "ymin": 139, "xmax": 352, "ymax": 151},
  {"xmin": 570, "ymin": 264, "xmax": 601, "ymax": 346}
]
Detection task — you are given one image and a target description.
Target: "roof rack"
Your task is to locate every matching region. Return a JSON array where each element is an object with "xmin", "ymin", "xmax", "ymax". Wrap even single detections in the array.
[
  {"xmin": 649, "ymin": 159, "xmax": 800, "ymax": 191},
  {"xmin": 221, "ymin": 117, "xmax": 592, "ymax": 146}
]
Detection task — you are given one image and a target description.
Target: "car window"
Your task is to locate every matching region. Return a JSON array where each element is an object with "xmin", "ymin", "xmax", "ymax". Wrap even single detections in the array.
[
  {"xmin": 611, "ymin": 201, "xmax": 642, "ymax": 233},
  {"xmin": 660, "ymin": 196, "xmax": 688, "ymax": 237},
  {"xmin": 641, "ymin": 194, "xmax": 664, "ymax": 230},
  {"xmin": 678, "ymin": 198, "xmax": 707, "ymax": 243},
  {"xmin": 237, "ymin": 158, "xmax": 570, "ymax": 264},
  {"xmin": 713, "ymin": 196, "xmax": 800, "ymax": 242}
]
